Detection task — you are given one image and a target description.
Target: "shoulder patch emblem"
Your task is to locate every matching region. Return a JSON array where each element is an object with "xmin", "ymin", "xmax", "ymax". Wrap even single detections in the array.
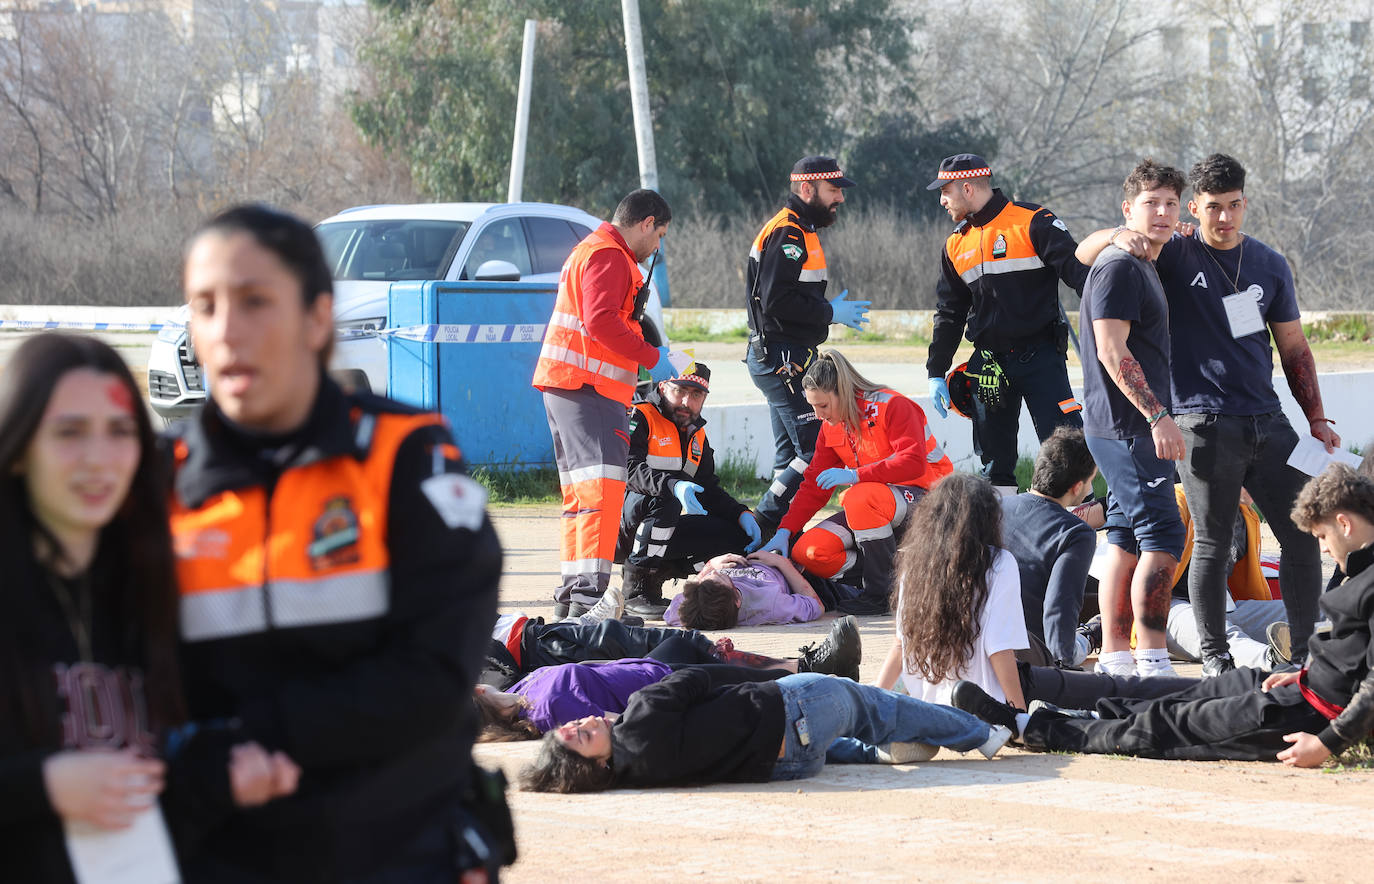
[
  {"xmin": 421, "ymin": 473, "xmax": 488, "ymax": 531},
  {"xmin": 781, "ymin": 243, "xmax": 803, "ymax": 261},
  {"xmin": 308, "ymin": 496, "xmax": 361, "ymax": 570},
  {"xmin": 991, "ymin": 234, "xmax": 1007, "ymax": 259},
  {"xmin": 1052, "ymin": 218, "xmax": 1068, "ymax": 232}
]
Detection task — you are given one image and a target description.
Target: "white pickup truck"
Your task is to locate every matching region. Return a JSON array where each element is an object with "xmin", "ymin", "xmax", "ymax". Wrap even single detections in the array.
[{"xmin": 147, "ymin": 201, "xmax": 669, "ymax": 420}]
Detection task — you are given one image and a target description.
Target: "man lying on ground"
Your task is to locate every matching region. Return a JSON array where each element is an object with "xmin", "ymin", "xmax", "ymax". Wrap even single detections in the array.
[
  {"xmin": 953, "ymin": 464, "xmax": 1374, "ymax": 767},
  {"xmin": 665, "ymin": 551, "xmax": 856, "ymax": 630}
]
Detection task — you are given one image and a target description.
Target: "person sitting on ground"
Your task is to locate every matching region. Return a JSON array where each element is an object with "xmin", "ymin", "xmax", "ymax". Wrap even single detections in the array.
[
  {"xmin": 759, "ymin": 350, "xmax": 953, "ymax": 615},
  {"xmin": 519, "ymin": 667, "xmax": 1013, "ymax": 793},
  {"xmin": 480, "ymin": 611, "xmax": 861, "ymax": 689},
  {"xmin": 952, "ymin": 464, "xmax": 1374, "ymax": 768},
  {"xmin": 665, "ymin": 551, "xmax": 852, "ymax": 630},
  {"xmin": 619, "ymin": 364, "xmax": 764, "ymax": 618},
  {"xmin": 1000, "ymin": 427, "xmax": 1100, "ymax": 668},
  {"xmin": 473, "ymin": 659, "xmax": 789, "ymax": 740}
]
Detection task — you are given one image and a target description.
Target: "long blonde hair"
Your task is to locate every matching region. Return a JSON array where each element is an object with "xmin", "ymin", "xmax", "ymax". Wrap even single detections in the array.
[{"xmin": 801, "ymin": 349, "xmax": 884, "ymax": 433}]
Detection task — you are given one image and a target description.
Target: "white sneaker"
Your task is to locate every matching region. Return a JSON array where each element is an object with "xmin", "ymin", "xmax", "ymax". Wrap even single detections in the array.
[
  {"xmin": 874, "ymin": 742, "xmax": 938, "ymax": 764},
  {"xmin": 1135, "ymin": 659, "xmax": 1179, "ymax": 678},
  {"xmin": 573, "ymin": 584, "xmax": 625, "ymax": 626},
  {"xmin": 976, "ymin": 724, "xmax": 1013, "ymax": 759}
]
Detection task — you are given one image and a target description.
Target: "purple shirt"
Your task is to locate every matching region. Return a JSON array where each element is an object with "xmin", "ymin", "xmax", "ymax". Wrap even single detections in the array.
[
  {"xmin": 664, "ymin": 562, "xmax": 822, "ymax": 627},
  {"xmin": 510, "ymin": 659, "xmax": 672, "ymax": 732}
]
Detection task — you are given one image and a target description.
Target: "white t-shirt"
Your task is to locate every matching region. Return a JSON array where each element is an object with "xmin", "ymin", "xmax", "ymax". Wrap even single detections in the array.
[{"xmin": 896, "ymin": 547, "xmax": 1029, "ymax": 705}]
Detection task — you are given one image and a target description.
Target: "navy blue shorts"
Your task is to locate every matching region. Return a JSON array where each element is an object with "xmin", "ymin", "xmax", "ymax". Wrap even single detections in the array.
[{"xmin": 1085, "ymin": 434, "xmax": 1184, "ymax": 558}]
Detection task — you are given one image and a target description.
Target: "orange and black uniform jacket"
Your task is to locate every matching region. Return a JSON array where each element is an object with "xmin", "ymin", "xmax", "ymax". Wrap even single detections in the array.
[
  {"xmin": 627, "ymin": 385, "xmax": 747, "ymax": 518},
  {"xmin": 167, "ymin": 379, "xmax": 501, "ymax": 882},
  {"xmin": 927, "ymin": 189, "xmax": 1088, "ymax": 377},
  {"xmin": 746, "ymin": 193, "xmax": 834, "ymax": 349}
]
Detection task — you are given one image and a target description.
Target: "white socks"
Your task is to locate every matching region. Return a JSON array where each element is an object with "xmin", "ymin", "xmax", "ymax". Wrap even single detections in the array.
[{"xmin": 1134, "ymin": 647, "xmax": 1177, "ymax": 678}]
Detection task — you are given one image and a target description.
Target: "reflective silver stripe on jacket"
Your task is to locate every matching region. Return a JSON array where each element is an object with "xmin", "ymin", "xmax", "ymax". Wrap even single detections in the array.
[
  {"xmin": 538, "ymin": 343, "xmax": 638, "ymax": 386},
  {"xmin": 959, "ymin": 255, "xmax": 1045, "ymax": 285},
  {"xmin": 559, "ymin": 463, "xmax": 628, "ymax": 486},
  {"xmin": 181, "ymin": 570, "xmax": 390, "ymax": 641},
  {"xmin": 798, "ymin": 268, "xmax": 829, "ymax": 283}
]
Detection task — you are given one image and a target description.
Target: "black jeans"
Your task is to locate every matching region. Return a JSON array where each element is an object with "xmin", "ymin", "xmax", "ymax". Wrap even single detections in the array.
[
  {"xmin": 968, "ymin": 340, "xmax": 1081, "ymax": 487},
  {"xmin": 617, "ymin": 491, "xmax": 748, "ymax": 572},
  {"xmin": 520, "ymin": 618, "xmax": 716, "ymax": 671},
  {"xmin": 1018, "ymin": 661, "xmax": 1197, "ymax": 708},
  {"xmin": 1175, "ymin": 411, "xmax": 1323, "ymax": 660},
  {"xmin": 1023, "ymin": 666, "xmax": 1327, "ymax": 760}
]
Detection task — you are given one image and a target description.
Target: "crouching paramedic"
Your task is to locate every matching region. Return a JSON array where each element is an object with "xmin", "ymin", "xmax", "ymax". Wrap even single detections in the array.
[
  {"xmin": 171, "ymin": 205, "xmax": 505, "ymax": 882},
  {"xmin": 618, "ymin": 363, "xmax": 764, "ymax": 618},
  {"xmin": 759, "ymin": 350, "xmax": 952, "ymax": 615}
]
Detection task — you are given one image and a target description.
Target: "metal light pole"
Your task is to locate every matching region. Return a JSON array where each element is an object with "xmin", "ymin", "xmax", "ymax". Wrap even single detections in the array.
[
  {"xmin": 507, "ymin": 19, "xmax": 537, "ymax": 203},
  {"xmin": 620, "ymin": 0, "xmax": 670, "ymax": 305}
]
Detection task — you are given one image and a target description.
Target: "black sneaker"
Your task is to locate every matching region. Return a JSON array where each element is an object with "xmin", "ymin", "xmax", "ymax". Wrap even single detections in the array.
[
  {"xmin": 1076, "ymin": 615, "xmax": 1103, "ymax": 657},
  {"xmin": 1200, "ymin": 653, "xmax": 1236, "ymax": 679},
  {"xmin": 950, "ymin": 680, "xmax": 1019, "ymax": 734},
  {"xmin": 625, "ymin": 596, "xmax": 669, "ymax": 619},
  {"xmin": 797, "ymin": 615, "xmax": 862, "ymax": 680}
]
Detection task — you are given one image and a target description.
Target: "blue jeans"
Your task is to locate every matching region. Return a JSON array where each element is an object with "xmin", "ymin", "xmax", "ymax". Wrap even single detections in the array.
[
  {"xmin": 747, "ymin": 340, "xmax": 821, "ymax": 528},
  {"xmin": 772, "ymin": 673, "xmax": 991, "ymax": 779}
]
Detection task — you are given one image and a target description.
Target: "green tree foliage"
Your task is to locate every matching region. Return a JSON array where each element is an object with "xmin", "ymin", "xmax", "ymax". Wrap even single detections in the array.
[
  {"xmin": 846, "ymin": 114, "xmax": 1000, "ymax": 219},
  {"xmin": 352, "ymin": 0, "xmax": 916, "ymax": 215}
]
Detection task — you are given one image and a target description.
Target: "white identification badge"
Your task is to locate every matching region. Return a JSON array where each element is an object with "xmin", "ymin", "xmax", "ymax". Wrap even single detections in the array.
[
  {"xmin": 421, "ymin": 472, "xmax": 488, "ymax": 531},
  {"xmin": 1222, "ymin": 286, "xmax": 1265, "ymax": 338},
  {"xmin": 64, "ymin": 805, "xmax": 180, "ymax": 884}
]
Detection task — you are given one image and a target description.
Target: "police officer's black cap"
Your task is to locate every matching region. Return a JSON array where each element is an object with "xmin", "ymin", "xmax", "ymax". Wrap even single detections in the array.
[
  {"xmin": 926, "ymin": 153, "xmax": 993, "ymax": 190},
  {"xmin": 791, "ymin": 156, "xmax": 855, "ymax": 188},
  {"xmin": 669, "ymin": 363, "xmax": 711, "ymax": 392}
]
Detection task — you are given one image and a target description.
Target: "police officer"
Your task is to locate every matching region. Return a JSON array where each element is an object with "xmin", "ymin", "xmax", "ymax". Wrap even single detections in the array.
[
  {"xmin": 925, "ymin": 154, "xmax": 1089, "ymax": 495},
  {"xmin": 746, "ymin": 156, "xmax": 871, "ymax": 532},
  {"xmin": 619, "ymin": 363, "xmax": 764, "ymax": 618}
]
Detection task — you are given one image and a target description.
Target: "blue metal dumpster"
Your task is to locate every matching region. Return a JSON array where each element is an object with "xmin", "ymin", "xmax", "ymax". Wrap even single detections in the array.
[{"xmin": 387, "ymin": 280, "xmax": 559, "ymax": 468}]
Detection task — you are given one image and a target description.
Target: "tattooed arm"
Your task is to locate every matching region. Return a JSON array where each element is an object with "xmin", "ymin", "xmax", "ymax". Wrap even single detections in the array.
[
  {"xmin": 1092, "ymin": 318, "xmax": 1185, "ymax": 461},
  {"xmin": 1273, "ymin": 319, "xmax": 1340, "ymax": 452}
]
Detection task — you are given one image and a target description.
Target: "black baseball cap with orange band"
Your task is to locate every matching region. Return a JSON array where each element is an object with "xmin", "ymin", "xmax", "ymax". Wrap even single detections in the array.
[
  {"xmin": 926, "ymin": 153, "xmax": 992, "ymax": 190},
  {"xmin": 791, "ymin": 156, "xmax": 856, "ymax": 188}
]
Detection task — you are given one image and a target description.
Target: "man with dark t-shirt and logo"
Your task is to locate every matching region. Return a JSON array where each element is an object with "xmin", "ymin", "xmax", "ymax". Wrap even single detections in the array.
[
  {"xmin": 1078, "ymin": 159, "xmax": 1189, "ymax": 679},
  {"xmin": 1078, "ymin": 154, "xmax": 1337, "ymax": 674}
]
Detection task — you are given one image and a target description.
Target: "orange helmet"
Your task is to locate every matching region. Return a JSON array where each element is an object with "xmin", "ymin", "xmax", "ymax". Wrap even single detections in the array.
[{"xmin": 946, "ymin": 362, "xmax": 975, "ymax": 419}]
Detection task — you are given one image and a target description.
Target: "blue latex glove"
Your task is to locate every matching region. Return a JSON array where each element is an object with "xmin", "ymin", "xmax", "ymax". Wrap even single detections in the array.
[
  {"xmin": 928, "ymin": 376, "xmax": 951, "ymax": 418},
  {"xmin": 738, "ymin": 511, "xmax": 763, "ymax": 552},
  {"xmin": 673, "ymin": 480, "xmax": 706, "ymax": 516},
  {"xmin": 828, "ymin": 289, "xmax": 871, "ymax": 331},
  {"xmin": 816, "ymin": 467, "xmax": 859, "ymax": 490},
  {"xmin": 759, "ymin": 527, "xmax": 791, "ymax": 556},
  {"xmin": 648, "ymin": 345, "xmax": 675, "ymax": 383}
]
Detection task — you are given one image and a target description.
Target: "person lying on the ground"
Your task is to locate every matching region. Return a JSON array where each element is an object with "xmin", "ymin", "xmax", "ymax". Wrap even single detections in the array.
[
  {"xmin": 952, "ymin": 464, "xmax": 1374, "ymax": 767},
  {"xmin": 665, "ymin": 551, "xmax": 858, "ymax": 629},
  {"xmin": 474, "ymin": 659, "xmax": 790, "ymax": 740},
  {"xmin": 519, "ymin": 668, "xmax": 1012, "ymax": 793},
  {"xmin": 479, "ymin": 612, "xmax": 861, "ymax": 690}
]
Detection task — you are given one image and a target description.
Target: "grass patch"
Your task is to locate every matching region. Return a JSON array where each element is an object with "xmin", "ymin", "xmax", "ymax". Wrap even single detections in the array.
[
  {"xmin": 1013, "ymin": 457, "xmax": 1109, "ymax": 497},
  {"xmin": 1304, "ymin": 314, "xmax": 1373, "ymax": 343},
  {"xmin": 1324, "ymin": 736, "xmax": 1374, "ymax": 772},
  {"xmin": 717, "ymin": 452, "xmax": 769, "ymax": 504},
  {"xmin": 470, "ymin": 466, "xmax": 559, "ymax": 504},
  {"xmin": 663, "ymin": 320, "xmax": 750, "ymax": 343}
]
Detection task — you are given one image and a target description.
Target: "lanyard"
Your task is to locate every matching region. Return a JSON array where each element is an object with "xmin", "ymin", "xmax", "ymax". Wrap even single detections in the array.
[{"xmin": 1202, "ymin": 235, "xmax": 1245, "ymax": 293}]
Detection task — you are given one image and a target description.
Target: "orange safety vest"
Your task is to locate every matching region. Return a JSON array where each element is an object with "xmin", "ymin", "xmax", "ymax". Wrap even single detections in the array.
[
  {"xmin": 817, "ymin": 388, "xmax": 953, "ymax": 489},
  {"xmin": 750, "ymin": 207, "xmax": 828, "ymax": 286},
  {"xmin": 944, "ymin": 202, "xmax": 1045, "ymax": 292},
  {"xmin": 170, "ymin": 410, "xmax": 442, "ymax": 641},
  {"xmin": 533, "ymin": 226, "xmax": 644, "ymax": 405},
  {"xmin": 633, "ymin": 401, "xmax": 704, "ymax": 478},
  {"xmin": 1172, "ymin": 484, "xmax": 1273, "ymax": 600}
]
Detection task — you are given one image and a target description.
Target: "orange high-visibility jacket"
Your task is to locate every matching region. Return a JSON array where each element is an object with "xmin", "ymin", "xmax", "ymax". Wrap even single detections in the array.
[
  {"xmin": 780, "ymin": 388, "xmax": 952, "ymax": 533},
  {"xmin": 533, "ymin": 225, "xmax": 646, "ymax": 405}
]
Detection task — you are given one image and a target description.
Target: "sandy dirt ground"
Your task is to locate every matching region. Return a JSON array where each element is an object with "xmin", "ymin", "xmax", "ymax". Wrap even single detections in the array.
[{"xmin": 482, "ymin": 505, "xmax": 1374, "ymax": 883}]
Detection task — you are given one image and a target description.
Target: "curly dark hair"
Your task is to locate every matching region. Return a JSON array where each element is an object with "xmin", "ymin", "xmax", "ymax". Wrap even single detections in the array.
[
  {"xmin": 519, "ymin": 732, "xmax": 615, "ymax": 793},
  {"xmin": 1291, "ymin": 464, "xmax": 1374, "ymax": 529},
  {"xmin": 676, "ymin": 574, "xmax": 739, "ymax": 630},
  {"xmin": 1188, "ymin": 153, "xmax": 1246, "ymax": 196},
  {"xmin": 892, "ymin": 472, "xmax": 1002, "ymax": 685},
  {"xmin": 1030, "ymin": 427, "xmax": 1096, "ymax": 498},
  {"xmin": 1123, "ymin": 158, "xmax": 1186, "ymax": 201}
]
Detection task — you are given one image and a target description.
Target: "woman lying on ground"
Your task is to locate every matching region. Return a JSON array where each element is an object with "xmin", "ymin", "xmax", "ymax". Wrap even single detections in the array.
[
  {"xmin": 519, "ymin": 668, "xmax": 1012, "ymax": 793},
  {"xmin": 481, "ymin": 610, "xmax": 861, "ymax": 689},
  {"xmin": 474, "ymin": 658, "xmax": 789, "ymax": 741}
]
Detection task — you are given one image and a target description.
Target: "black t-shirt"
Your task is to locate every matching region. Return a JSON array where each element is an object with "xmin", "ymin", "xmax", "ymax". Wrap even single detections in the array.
[{"xmin": 1080, "ymin": 246, "xmax": 1172, "ymax": 439}]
